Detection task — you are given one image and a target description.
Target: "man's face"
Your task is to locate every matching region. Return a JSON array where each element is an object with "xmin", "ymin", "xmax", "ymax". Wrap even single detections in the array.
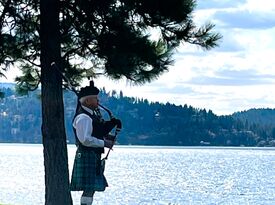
[{"xmin": 85, "ymin": 95, "xmax": 99, "ymax": 109}]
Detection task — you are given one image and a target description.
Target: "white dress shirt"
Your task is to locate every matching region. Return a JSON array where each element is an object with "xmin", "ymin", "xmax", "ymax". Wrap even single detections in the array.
[{"xmin": 73, "ymin": 105, "xmax": 104, "ymax": 147}]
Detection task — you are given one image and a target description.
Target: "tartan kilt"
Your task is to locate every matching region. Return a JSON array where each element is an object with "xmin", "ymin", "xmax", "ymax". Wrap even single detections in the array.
[{"xmin": 70, "ymin": 148, "xmax": 108, "ymax": 192}]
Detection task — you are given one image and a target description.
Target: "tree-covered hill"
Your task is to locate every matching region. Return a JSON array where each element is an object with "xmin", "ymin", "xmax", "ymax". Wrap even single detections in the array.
[
  {"xmin": 232, "ymin": 109, "xmax": 275, "ymax": 146},
  {"xmin": 233, "ymin": 108, "xmax": 275, "ymax": 127},
  {"xmin": 0, "ymin": 85, "xmax": 274, "ymax": 146}
]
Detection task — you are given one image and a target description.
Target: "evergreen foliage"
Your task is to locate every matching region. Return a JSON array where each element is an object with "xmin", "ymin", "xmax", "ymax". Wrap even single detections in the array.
[
  {"xmin": 233, "ymin": 109, "xmax": 275, "ymax": 146},
  {"xmin": 1, "ymin": 86, "xmax": 274, "ymax": 147},
  {"xmin": 0, "ymin": 0, "xmax": 221, "ymax": 88}
]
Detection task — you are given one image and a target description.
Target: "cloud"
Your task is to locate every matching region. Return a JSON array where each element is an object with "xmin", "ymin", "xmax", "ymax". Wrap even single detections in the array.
[
  {"xmin": 196, "ymin": 0, "xmax": 245, "ymax": 10},
  {"xmin": 174, "ymin": 31, "xmax": 244, "ymax": 55},
  {"xmin": 205, "ymin": 32, "xmax": 245, "ymax": 52},
  {"xmin": 187, "ymin": 69, "xmax": 275, "ymax": 86},
  {"xmin": 148, "ymin": 83, "xmax": 194, "ymax": 95},
  {"xmin": 213, "ymin": 10, "xmax": 275, "ymax": 29}
]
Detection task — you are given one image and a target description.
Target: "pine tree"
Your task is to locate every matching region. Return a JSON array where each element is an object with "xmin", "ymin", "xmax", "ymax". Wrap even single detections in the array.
[{"xmin": 0, "ymin": 0, "xmax": 221, "ymax": 204}]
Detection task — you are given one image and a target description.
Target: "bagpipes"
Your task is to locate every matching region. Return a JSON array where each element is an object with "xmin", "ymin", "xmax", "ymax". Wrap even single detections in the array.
[
  {"xmin": 97, "ymin": 103, "xmax": 122, "ymax": 159},
  {"xmin": 50, "ymin": 62, "xmax": 122, "ymax": 161},
  {"xmin": 97, "ymin": 103, "xmax": 122, "ymax": 174}
]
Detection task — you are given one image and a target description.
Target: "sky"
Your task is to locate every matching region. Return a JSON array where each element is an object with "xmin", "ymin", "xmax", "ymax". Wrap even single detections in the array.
[{"xmin": 1, "ymin": 0, "xmax": 275, "ymax": 115}]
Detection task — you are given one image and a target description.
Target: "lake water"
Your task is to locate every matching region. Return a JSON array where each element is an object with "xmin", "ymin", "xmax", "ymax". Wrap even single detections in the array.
[{"xmin": 0, "ymin": 144, "xmax": 274, "ymax": 205}]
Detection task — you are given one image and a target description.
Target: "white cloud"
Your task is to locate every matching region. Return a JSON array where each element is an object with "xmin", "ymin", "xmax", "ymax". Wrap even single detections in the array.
[
  {"xmin": 196, "ymin": 0, "xmax": 245, "ymax": 10},
  {"xmin": 244, "ymin": 0, "xmax": 275, "ymax": 12},
  {"xmin": 214, "ymin": 10, "xmax": 275, "ymax": 29}
]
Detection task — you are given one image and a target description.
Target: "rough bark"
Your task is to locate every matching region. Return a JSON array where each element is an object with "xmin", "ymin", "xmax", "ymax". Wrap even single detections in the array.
[{"xmin": 40, "ymin": 0, "xmax": 73, "ymax": 204}]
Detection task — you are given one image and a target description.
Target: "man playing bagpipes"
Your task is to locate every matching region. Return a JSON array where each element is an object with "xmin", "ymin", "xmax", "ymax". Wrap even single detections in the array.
[{"xmin": 70, "ymin": 81, "xmax": 121, "ymax": 205}]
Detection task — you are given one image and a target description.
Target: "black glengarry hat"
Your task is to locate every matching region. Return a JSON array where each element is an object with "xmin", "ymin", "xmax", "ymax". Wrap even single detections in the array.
[{"xmin": 78, "ymin": 80, "xmax": 99, "ymax": 99}]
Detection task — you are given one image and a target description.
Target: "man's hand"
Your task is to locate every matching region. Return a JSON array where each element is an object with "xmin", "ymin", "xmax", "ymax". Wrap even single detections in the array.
[
  {"xmin": 104, "ymin": 139, "xmax": 114, "ymax": 149},
  {"xmin": 111, "ymin": 118, "xmax": 122, "ymax": 127}
]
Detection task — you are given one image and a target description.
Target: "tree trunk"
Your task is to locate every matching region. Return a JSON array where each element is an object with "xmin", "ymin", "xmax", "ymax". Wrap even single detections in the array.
[{"xmin": 40, "ymin": 0, "xmax": 73, "ymax": 204}]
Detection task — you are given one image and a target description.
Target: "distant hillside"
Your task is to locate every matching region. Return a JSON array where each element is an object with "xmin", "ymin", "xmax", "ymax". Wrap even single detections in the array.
[
  {"xmin": 233, "ymin": 108, "xmax": 275, "ymax": 127},
  {"xmin": 232, "ymin": 109, "xmax": 275, "ymax": 146},
  {"xmin": 0, "ymin": 83, "xmax": 15, "ymax": 98},
  {"xmin": 0, "ymin": 86, "xmax": 275, "ymax": 146},
  {"xmin": 0, "ymin": 82, "xmax": 15, "ymax": 88}
]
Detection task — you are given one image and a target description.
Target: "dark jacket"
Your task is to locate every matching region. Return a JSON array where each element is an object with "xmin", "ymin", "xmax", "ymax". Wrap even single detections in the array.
[{"xmin": 73, "ymin": 105, "xmax": 116, "ymax": 153}]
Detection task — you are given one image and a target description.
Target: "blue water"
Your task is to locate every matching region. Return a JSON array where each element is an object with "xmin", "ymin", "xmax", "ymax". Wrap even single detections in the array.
[{"xmin": 0, "ymin": 144, "xmax": 274, "ymax": 205}]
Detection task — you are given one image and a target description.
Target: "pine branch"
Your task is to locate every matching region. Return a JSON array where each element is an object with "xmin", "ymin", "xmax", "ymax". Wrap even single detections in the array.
[{"xmin": 0, "ymin": 0, "xmax": 12, "ymax": 30}]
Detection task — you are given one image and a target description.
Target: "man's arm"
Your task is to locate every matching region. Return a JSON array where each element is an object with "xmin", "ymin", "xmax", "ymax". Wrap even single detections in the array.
[{"xmin": 74, "ymin": 114, "xmax": 104, "ymax": 147}]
